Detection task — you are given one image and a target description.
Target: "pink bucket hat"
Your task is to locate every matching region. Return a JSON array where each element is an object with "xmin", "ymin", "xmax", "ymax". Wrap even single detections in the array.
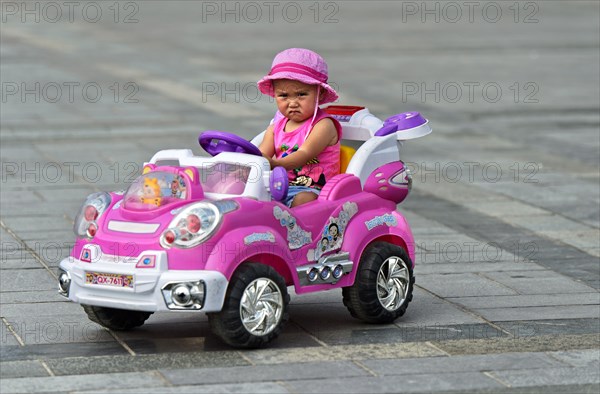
[{"xmin": 257, "ymin": 48, "xmax": 338, "ymax": 105}]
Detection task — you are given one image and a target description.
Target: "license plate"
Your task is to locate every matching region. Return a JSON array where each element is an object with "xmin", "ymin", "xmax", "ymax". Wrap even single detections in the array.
[{"xmin": 85, "ymin": 272, "xmax": 134, "ymax": 288}]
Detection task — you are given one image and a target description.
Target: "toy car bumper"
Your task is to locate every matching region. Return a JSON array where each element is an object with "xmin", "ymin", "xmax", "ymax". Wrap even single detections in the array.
[{"xmin": 57, "ymin": 255, "xmax": 229, "ymax": 313}]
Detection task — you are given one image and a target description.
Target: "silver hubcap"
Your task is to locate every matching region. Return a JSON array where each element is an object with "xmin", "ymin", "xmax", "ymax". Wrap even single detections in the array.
[
  {"xmin": 377, "ymin": 256, "xmax": 410, "ymax": 311},
  {"xmin": 240, "ymin": 278, "xmax": 283, "ymax": 336}
]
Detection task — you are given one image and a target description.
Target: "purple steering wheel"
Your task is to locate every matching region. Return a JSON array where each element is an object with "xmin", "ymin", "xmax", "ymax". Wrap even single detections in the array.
[{"xmin": 199, "ymin": 131, "xmax": 262, "ymax": 157}]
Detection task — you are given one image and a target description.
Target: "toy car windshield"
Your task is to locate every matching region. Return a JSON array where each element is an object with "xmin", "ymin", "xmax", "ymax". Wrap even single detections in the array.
[
  {"xmin": 198, "ymin": 162, "xmax": 251, "ymax": 196},
  {"xmin": 123, "ymin": 171, "xmax": 187, "ymax": 211}
]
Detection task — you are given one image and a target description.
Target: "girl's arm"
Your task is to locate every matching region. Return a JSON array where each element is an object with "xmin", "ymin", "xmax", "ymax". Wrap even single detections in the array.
[
  {"xmin": 258, "ymin": 124, "xmax": 276, "ymax": 159},
  {"xmin": 268, "ymin": 118, "xmax": 338, "ymax": 171}
]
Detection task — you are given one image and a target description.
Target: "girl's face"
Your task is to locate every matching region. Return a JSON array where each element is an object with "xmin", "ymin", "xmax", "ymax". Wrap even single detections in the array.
[{"xmin": 273, "ymin": 79, "xmax": 320, "ymax": 124}]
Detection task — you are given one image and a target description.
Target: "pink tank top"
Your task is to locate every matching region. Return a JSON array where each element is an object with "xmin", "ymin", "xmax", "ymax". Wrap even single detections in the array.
[{"xmin": 273, "ymin": 108, "xmax": 342, "ymax": 190}]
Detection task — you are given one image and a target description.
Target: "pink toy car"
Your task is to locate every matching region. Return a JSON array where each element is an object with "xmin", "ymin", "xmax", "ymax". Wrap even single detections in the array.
[{"xmin": 58, "ymin": 106, "xmax": 431, "ymax": 348}]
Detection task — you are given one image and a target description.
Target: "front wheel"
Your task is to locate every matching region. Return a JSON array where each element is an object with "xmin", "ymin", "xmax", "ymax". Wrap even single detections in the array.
[
  {"xmin": 343, "ymin": 242, "xmax": 414, "ymax": 323},
  {"xmin": 82, "ymin": 305, "xmax": 152, "ymax": 330},
  {"xmin": 208, "ymin": 263, "xmax": 289, "ymax": 348}
]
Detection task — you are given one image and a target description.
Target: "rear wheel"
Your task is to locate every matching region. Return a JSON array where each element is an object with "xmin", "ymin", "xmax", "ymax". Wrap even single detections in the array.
[
  {"xmin": 208, "ymin": 263, "xmax": 289, "ymax": 348},
  {"xmin": 82, "ymin": 305, "xmax": 152, "ymax": 330},
  {"xmin": 343, "ymin": 242, "xmax": 414, "ymax": 323}
]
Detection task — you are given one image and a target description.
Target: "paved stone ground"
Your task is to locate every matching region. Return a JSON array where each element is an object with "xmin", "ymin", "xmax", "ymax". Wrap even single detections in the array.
[{"xmin": 1, "ymin": 1, "xmax": 599, "ymax": 393}]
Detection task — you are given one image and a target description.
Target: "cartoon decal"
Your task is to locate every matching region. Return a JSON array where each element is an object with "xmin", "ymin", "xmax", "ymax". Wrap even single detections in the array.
[
  {"xmin": 365, "ymin": 213, "xmax": 398, "ymax": 230},
  {"xmin": 273, "ymin": 206, "xmax": 312, "ymax": 250},
  {"xmin": 244, "ymin": 232, "xmax": 276, "ymax": 245},
  {"xmin": 141, "ymin": 177, "xmax": 162, "ymax": 206},
  {"xmin": 170, "ymin": 178, "xmax": 186, "ymax": 198},
  {"xmin": 307, "ymin": 202, "xmax": 358, "ymax": 261}
]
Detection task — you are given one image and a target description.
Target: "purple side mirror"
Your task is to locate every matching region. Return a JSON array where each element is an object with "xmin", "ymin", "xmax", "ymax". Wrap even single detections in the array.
[{"xmin": 375, "ymin": 112, "xmax": 427, "ymax": 136}]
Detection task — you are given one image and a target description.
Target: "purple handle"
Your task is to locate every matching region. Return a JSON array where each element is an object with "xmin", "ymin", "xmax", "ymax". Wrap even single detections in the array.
[
  {"xmin": 375, "ymin": 112, "xmax": 427, "ymax": 136},
  {"xmin": 270, "ymin": 166, "xmax": 289, "ymax": 202},
  {"xmin": 199, "ymin": 131, "xmax": 262, "ymax": 157}
]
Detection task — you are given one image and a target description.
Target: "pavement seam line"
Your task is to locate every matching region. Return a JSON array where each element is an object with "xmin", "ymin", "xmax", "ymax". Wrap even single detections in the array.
[
  {"xmin": 475, "ymin": 271, "xmax": 523, "ymax": 295},
  {"xmin": 104, "ymin": 328, "xmax": 136, "ymax": 356},
  {"xmin": 39, "ymin": 360, "xmax": 55, "ymax": 377},
  {"xmin": 277, "ymin": 380, "xmax": 297, "ymax": 394},
  {"xmin": 0, "ymin": 220, "xmax": 58, "ymax": 280},
  {"xmin": 236, "ymin": 351, "xmax": 256, "ymax": 366},
  {"xmin": 413, "ymin": 284, "xmax": 514, "ymax": 338},
  {"xmin": 289, "ymin": 319, "xmax": 330, "ymax": 347},
  {"xmin": 1, "ymin": 317, "xmax": 25, "ymax": 346},
  {"xmin": 483, "ymin": 371, "xmax": 512, "ymax": 388},
  {"xmin": 544, "ymin": 351, "xmax": 579, "ymax": 367},
  {"xmin": 351, "ymin": 360, "xmax": 378, "ymax": 377},
  {"xmin": 152, "ymin": 370, "xmax": 173, "ymax": 387},
  {"xmin": 424, "ymin": 341, "xmax": 451, "ymax": 357}
]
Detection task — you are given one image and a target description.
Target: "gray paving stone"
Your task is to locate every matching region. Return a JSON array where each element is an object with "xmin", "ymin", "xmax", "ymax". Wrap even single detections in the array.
[
  {"xmin": 363, "ymin": 351, "xmax": 566, "ymax": 376},
  {"xmin": 491, "ymin": 365, "xmax": 600, "ymax": 387},
  {"xmin": 1, "ymin": 301, "xmax": 83, "ymax": 317},
  {"xmin": 0, "ymin": 216, "xmax": 73, "ymax": 233},
  {"xmin": 74, "ymin": 382, "xmax": 290, "ymax": 394},
  {"xmin": 433, "ymin": 334, "xmax": 600, "ymax": 356},
  {"xmin": 417, "ymin": 273, "xmax": 518, "ymax": 298},
  {"xmin": 0, "ymin": 360, "xmax": 51, "ymax": 379},
  {"xmin": 0, "ymin": 268, "xmax": 56, "ymax": 292},
  {"xmin": 0, "ymin": 255, "xmax": 44, "ymax": 270},
  {"xmin": 0, "ymin": 290, "xmax": 66, "ymax": 305},
  {"xmin": 0, "ymin": 341, "xmax": 129, "ymax": 362},
  {"xmin": 548, "ymin": 349, "xmax": 600, "ymax": 368},
  {"xmin": 474, "ymin": 305, "xmax": 600, "ymax": 322},
  {"xmin": 46, "ymin": 351, "xmax": 249, "ymax": 376},
  {"xmin": 480, "ymin": 270, "xmax": 597, "ymax": 295},
  {"xmin": 434, "ymin": 384, "xmax": 600, "ymax": 394},
  {"xmin": 415, "ymin": 261, "xmax": 546, "ymax": 275},
  {"xmin": 314, "ymin": 323, "xmax": 508, "ymax": 346},
  {"xmin": 495, "ymin": 319, "xmax": 600, "ymax": 337},
  {"xmin": 449, "ymin": 293, "xmax": 600, "ymax": 309},
  {"xmin": 244, "ymin": 342, "xmax": 444, "ymax": 365},
  {"xmin": 161, "ymin": 360, "xmax": 368, "ymax": 385},
  {"xmin": 284, "ymin": 372, "xmax": 503, "ymax": 393},
  {"xmin": 4, "ymin": 315, "xmax": 114, "ymax": 345},
  {"xmin": 0, "ymin": 371, "xmax": 167, "ymax": 394}
]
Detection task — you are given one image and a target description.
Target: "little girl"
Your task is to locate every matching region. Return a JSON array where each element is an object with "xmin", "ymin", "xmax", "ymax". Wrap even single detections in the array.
[{"xmin": 257, "ymin": 48, "xmax": 342, "ymax": 207}]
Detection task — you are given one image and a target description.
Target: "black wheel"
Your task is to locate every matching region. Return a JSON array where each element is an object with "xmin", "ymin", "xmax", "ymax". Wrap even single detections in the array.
[
  {"xmin": 208, "ymin": 263, "xmax": 290, "ymax": 348},
  {"xmin": 82, "ymin": 305, "xmax": 152, "ymax": 330},
  {"xmin": 343, "ymin": 242, "xmax": 414, "ymax": 323}
]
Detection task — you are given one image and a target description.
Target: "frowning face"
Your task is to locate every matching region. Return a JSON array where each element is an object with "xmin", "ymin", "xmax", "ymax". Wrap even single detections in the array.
[{"xmin": 273, "ymin": 79, "xmax": 321, "ymax": 124}]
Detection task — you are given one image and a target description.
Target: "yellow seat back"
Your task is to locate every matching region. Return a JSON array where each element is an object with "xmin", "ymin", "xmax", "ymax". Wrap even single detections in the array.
[{"xmin": 340, "ymin": 145, "xmax": 357, "ymax": 173}]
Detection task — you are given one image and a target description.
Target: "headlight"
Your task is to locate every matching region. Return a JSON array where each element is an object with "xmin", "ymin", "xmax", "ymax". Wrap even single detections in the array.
[
  {"xmin": 160, "ymin": 202, "xmax": 223, "ymax": 249},
  {"xmin": 73, "ymin": 192, "xmax": 112, "ymax": 239}
]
